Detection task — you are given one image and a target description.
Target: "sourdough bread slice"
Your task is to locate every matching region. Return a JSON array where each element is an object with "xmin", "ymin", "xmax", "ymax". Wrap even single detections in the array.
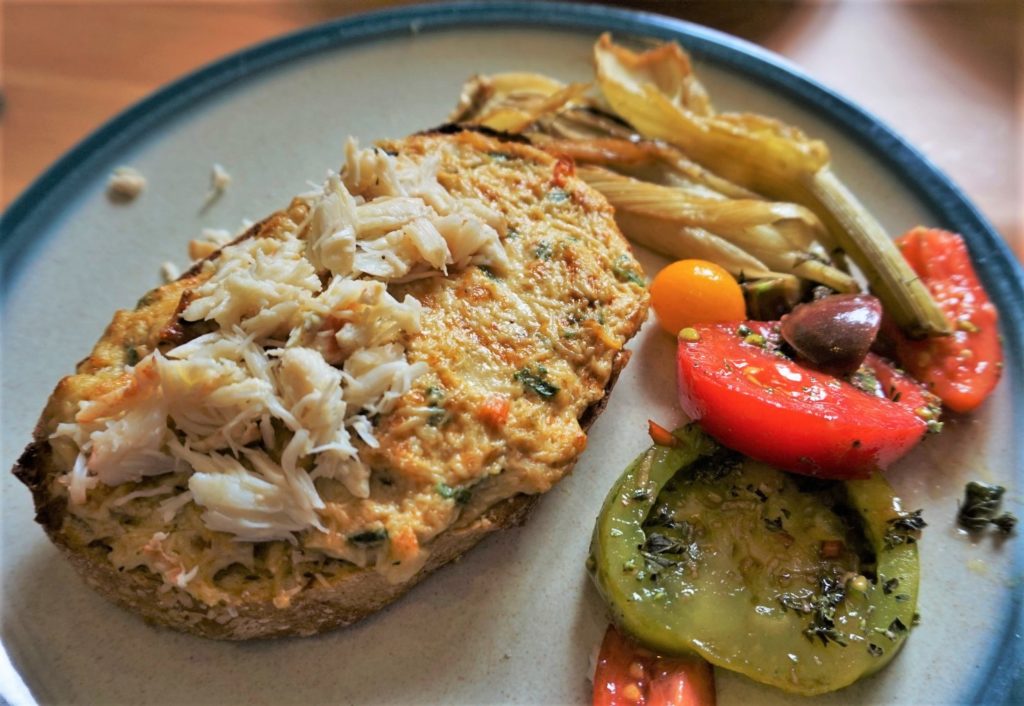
[{"xmin": 12, "ymin": 129, "xmax": 649, "ymax": 638}]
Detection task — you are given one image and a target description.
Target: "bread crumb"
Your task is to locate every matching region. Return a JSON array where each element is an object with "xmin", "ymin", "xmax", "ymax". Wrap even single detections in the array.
[
  {"xmin": 211, "ymin": 163, "xmax": 232, "ymax": 192},
  {"xmin": 107, "ymin": 166, "xmax": 147, "ymax": 201},
  {"xmin": 200, "ymin": 227, "xmax": 232, "ymax": 245},
  {"xmin": 160, "ymin": 261, "xmax": 181, "ymax": 283},
  {"xmin": 188, "ymin": 240, "xmax": 220, "ymax": 261},
  {"xmin": 201, "ymin": 163, "xmax": 232, "ymax": 210}
]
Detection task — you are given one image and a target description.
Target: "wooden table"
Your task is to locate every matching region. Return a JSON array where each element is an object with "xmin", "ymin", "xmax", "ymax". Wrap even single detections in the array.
[{"xmin": 3, "ymin": 0, "xmax": 1020, "ymax": 259}]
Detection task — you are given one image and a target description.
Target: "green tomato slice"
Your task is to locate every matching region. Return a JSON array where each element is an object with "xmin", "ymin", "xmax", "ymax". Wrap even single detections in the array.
[{"xmin": 588, "ymin": 425, "xmax": 920, "ymax": 696}]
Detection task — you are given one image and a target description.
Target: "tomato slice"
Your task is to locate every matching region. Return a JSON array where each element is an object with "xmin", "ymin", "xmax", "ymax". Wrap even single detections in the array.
[
  {"xmin": 891, "ymin": 228, "xmax": 1002, "ymax": 412},
  {"xmin": 588, "ymin": 428, "xmax": 921, "ymax": 695},
  {"xmin": 593, "ymin": 624, "xmax": 715, "ymax": 706},
  {"xmin": 676, "ymin": 322, "xmax": 935, "ymax": 478}
]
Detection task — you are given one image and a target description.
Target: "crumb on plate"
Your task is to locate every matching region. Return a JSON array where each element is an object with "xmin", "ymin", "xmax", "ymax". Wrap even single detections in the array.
[{"xmin": 107, "ymin": 166, "xmax": 147, "ymax": 201}]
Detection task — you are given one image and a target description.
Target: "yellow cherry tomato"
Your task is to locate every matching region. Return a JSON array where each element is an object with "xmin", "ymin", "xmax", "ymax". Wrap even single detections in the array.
[{"xmin": 649, "ymin": 259, "xmax": 746, "ymax": 334}]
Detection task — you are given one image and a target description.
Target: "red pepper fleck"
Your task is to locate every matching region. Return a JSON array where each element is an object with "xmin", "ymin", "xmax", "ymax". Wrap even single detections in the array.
[
  {"xmin": 552, "ymin": 157, "xmax": 575, "ymax": 188},
  {"xmin": 648, "ymin": 420, "xmax": 677, "ymax": 447}
]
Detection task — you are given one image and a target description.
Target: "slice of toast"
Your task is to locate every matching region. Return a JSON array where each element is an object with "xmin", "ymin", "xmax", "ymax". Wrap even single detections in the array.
[{"xmin": 12, "ymin": 129, "xmax": 649, "ymax": 639}]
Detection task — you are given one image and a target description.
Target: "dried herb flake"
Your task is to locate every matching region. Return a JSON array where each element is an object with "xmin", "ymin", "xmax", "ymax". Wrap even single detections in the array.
[
  {"xmin": 612, "ymin": 255, "xmax": 646, "ymax": 287},
  {"xmin": 436, "ymin": 482, "xmax": 471, "ymax": 505},
  {"xmin": 348, "ymin": 528, "xmax": 388, "ymax": 545},
  {"xmin": 957, "ymin": 481, "xmax": 1016, "ymax": 536},
  {"xmin": 883, "ymin": 509, "xmax": 926, "ymax": 549},
  {"xmin": 515, "ymin": 365, "xmax": 559, "ymax": 399}
]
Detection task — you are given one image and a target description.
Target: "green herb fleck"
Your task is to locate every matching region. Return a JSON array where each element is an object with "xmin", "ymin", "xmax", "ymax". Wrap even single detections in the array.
[
  {"xmin": 849, "ymin": 366, "xmax": 880, "ymax": 396},
  {"xmin": 514, "ymin": 365, "xmax": 559, "ymax": 399},
  {"xmin": 779, "ymin": 575, "xmax": 849, "ymax": 647},
  {"xmin": 993, "ymin": 513, "xmax": 1018, "ymax": 534},
  {"xmin": 957, "ymin": 481, "xmax": 1016, "ymax": 534},
  {"xmin": 690, "ymin": 448, "xmax": 743, "ymax": 483},
  {"xmin": 957, "ymin": 317, "xmax": 980, "ymax": 333},
  {"xmin": 764, "ymin": 516, "xmax": 784, "ymax": 532},
  {"xmin": 639, "ymin": 523, "xmax": 699, "ymax": 576},
  {"xmin": 478, "ymin": 265, "xmax": 501, "ymax": 281},
  {"xmin": 436, "ymin": 482, "xmax": 471, "ymax": 505},
  {"xmin": 884, "ymin": 509, "xmax": 927, "ymax": 549},
  {"xmin": 348, "ymin": 528, "xmax": 388, "ymax": 545},
  {"xmin": 124, "ymin": 346, "xmax": 140, "ymax": 366},
  {"xmin": 611, "ymin": 255, "xmax": 646, "ymax": 287},
  {"xmin": 868, "ymin": 643, "xmax": 884, "ymax": 657},
  {"xmin": 882, "ymin": 577, "xmax": 900, "ymax": 595},
  {"xmin": 534, "ymin": 241, "xmax": 553, "ymax": 260}
]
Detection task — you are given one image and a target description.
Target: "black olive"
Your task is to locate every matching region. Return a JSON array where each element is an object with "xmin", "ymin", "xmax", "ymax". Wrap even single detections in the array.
[{"xmin": 780, "ymin": 294, "xmax": 882, "ymax": 374}]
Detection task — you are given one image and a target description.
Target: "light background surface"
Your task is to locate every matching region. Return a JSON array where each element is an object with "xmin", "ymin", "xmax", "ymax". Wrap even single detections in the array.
[{"xmin": 1, "ymin": 7, "xmax": 1020, "ymax": 703}]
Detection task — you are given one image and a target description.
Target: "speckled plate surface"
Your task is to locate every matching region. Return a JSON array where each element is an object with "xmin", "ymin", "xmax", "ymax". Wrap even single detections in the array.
[{"xmin": 2, "ymin": 3, "xmax": 1021, "ymax": 704}]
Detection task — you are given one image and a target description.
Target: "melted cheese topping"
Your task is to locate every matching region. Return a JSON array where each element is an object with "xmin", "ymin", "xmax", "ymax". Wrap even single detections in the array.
[
  {"xmin": 44, "ymin": 131, "xmax": 648, "ymax": 604},
  {"xmin": 55, "ymin": 138, "xmax": 506, "ymax": 550}
]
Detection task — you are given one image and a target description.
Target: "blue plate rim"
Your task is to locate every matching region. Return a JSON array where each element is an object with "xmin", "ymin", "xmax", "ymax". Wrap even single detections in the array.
[{"xmin": 1, "ymin": 2, "xmax": 1020, "ymax": 703}]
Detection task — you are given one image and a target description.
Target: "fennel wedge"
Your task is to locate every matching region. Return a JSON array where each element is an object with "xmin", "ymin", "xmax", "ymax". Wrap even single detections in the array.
[
  {"xmin": 578, "ymin": 166, "xmax": 857, "ymax": 292},
  {"xmin": 448, "ymin": 71, "xmax": 850, "ymax": 309},
  {"xmin": 592, "ymin": 34, "xmax": 950, "ymax": 338}
]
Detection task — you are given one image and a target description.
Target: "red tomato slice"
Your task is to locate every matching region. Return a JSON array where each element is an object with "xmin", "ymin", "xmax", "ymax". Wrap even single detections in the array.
[
  {"xmin": 676, "ymin": 322, "xmax": 935, "ymax": 479},
  {"xmin": 593, "ymin": 624, "xmax": 715, "ymax": 706},
  {"xmin": 892, "ymin": 228, "xmax": 1002, "ymax": 413}
]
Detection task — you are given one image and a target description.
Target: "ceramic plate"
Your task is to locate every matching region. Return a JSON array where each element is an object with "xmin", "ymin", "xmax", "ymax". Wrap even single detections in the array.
[{"xmin": 2, "ymin": 2, "xmax": 1021, "ymax": 704}]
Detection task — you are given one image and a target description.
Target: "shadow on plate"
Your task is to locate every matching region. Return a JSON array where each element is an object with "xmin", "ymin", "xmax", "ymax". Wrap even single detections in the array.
[{"xmin": 4, "ymin": 519, "xmax": 544, "ymax": 705}]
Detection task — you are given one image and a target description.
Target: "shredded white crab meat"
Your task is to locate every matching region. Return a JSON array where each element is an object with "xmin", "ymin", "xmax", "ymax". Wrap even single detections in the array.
[
  {"xmin": 211, "ymin": 163, "xmax": 232, "ymax": 192},
  {"xmin": 142, "ymin": 532, "xmax": 199, "ymax": 589},
  {"xmin": 56, "ymin": 139, "xmax": 509, "ymax": 549}
]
